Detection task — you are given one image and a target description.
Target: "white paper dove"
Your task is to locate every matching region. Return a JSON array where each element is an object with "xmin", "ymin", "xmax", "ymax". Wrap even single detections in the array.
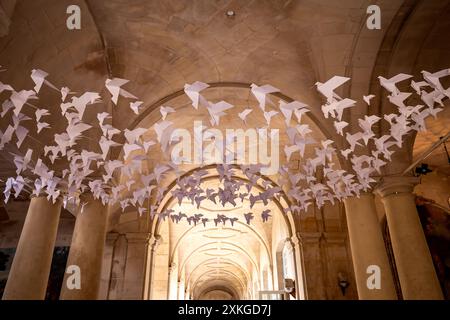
[
  {"xmin": 421, "ymin": 68, "xmax": 450, "ymax": 93},
  {"xmin": 263, "ymin": 110, "xmax": 278, "ymax": 127},
  {"xmin": 153, "ymin": 120, "xmax": 174, "ymax": 152},
  {"xmin": 207, "ymin": 101, "xmax": 233, "ymax": 126},
  {"xmin": 15, "ymin": 125, "xmax": 29, "ymax": 148},
  {"xmin": 105, "ymin": 78, "xmax": 137, "ymax": 105},
  {"xmin": 124, "ymin": 127, "xmax": 147, "ymax": 144},
  {"xmin": 250, "ymin": 84, "xmax": 279, "ymax": 111},
  {"xmin": 410, "ymin": 81, "xmax": 430, "ymax": 96},
  {"xmin": 284, "ymin": 144, "xmax": 300, "ymax": 161},
  {"xmin": 184, "ymin": 81, "xmax": 209, "ymax": 109},
  {"xmin": 99, "ymin": 136, "xmax": 122, "ymax": 160},
  {"xmin": 0, "ymin": 64, "xmax": 448, "ymax": 220},
  {"xmin": 363, "ymin": 94, "xmax": 375, "ymax": 106},
  {"xmin": 279, "ymin": 101, "xmax": 307, "ymax": 125},
  {"xmin": 160, "ymin": 106, "xmax": 175, "ymax": 120},
  {"xmin": 35, "ymin": 108, "xmax": 50, "ymax": 122},
  {"xmin": 130, "ymin": 101, "xmax": 144, "ymax": 115},
  {"xmin": 1, "ymin": 100, "xmax": 14, "ymax": 118},
  {"xmin": 10, "ymin": 90, "xmax": 37, "ymax": 116},
  {"xmin": 333, "ymin": 120, "xmax": 348, "ymax": 136},
  {"xmin": 31, "ymin": 69, "xmax": 59, "ymax": 94},
  {"xmin": 378, "ymin": 73, "xmax": 412, "ymax": 96},
  {"xmin": 37, "ymin": 122, "xmax": 50, "ymax": 133},
  {"xmin": 238, "ymin": 108, "xmax": 253, "ymax": 125},
  {"xmin": 315, "ymin": 76, "xmax": 350, "ymax": 103},
  {"xmin": 71, "ymin": 92, "xmax": 101, "ymax": 120},
  {"xmin": 60, "ymin": 86, "xmax": 75, "ymax": 102},
  {"xmin": 294, "ymin": 107, "xmax": 310, "ymax": 123}
]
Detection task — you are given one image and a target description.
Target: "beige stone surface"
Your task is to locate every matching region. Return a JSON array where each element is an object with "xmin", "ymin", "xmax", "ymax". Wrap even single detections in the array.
[
  {"xmin": 377, "ymin": 177, "xmax": 444, "ymax": 300},
  {"xmin": 60, "ymin": 197, "xmax": 108, "ymax": 300},
  {"xmin": 344, "ymin": 194, "xmax": 397, "ymax": 299},
  {"xmin": 2, "ymin": 197, "xmax": 62, "ymax": 300},
  {"xmin": 0, "ymin": 0, "xmax": 449, "ymax": 301}
]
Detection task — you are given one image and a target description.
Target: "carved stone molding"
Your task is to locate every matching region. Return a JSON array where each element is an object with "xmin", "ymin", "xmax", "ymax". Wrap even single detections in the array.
[
  {"xmin": 126, "ymin": 232, "xmax": 151, "ymax": 244},
  {"xmin": 375, "ymin": 176, "xmax": 420, "ymax": 198},
  {"xmin": 296, "ymin": 231, "xmax": 347, "ymax": 245}
]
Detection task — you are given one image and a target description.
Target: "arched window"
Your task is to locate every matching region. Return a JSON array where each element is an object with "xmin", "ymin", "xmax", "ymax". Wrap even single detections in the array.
[{"xmin": 282, "ymin": 242, "xmax": 295, "ymax": 280}]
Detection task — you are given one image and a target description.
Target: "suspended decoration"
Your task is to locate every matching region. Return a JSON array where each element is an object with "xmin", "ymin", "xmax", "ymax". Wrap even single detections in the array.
[{"xmin": 0, "ymin": 66, "xmax": 449, "ymax": 226}]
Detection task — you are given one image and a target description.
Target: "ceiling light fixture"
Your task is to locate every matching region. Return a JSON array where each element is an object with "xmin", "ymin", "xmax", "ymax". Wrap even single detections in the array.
[
  {"xmin": 225, "ymin": 10, "xmax": 236, "ymax": 18},
  {"xmin": 338, "ymin": 272, "xmax": 350, "ymax": 296},
  {"xmin": 415, "ymin": 163, "xmax": 433, "ymax": 176}
]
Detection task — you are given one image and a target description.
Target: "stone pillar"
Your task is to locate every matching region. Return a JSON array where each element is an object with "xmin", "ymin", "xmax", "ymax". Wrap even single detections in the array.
[
  {"xmin": 2, "ymin": 197, "xmax": 62, "ymax": 300},
  {"xmin": 122, "ymin": 233, "xmax": 149, "ymax": 299},
  {"xmin": 98, "ymin": 233, "xmax": 120, "ymax": 299},
  {"xmin": 107, "ymin": 234, "xmax": 128, "ymax": 300},
  {"xmin": 143, "ymin": 235, "xmax": 161, "ymax": 300},
  {"xmin": 60, "ymin": 196, "xmax": 108, "ymax": 300},
  {"xmin": 168, "ymin": 262, "xmax": 178, "ymax": 300},
  {"xmin": 185, "ymin": 283, "xmax": 191, "ymax": 300},
  {"xmin": 149, "ymin": 235, "xmax": 170, "ymax": 300},
  {"xmin": 178, "ymin": 280, "xmax": 185, "ymax": 300},
  {"xmin": 343, "ymin": 193, "xmax": 397, "ymax": 299},
  {"xmin": 290, "ymin": 234, "xmax": 308, "ymax": 300},
  {"xmin": 376, "ymin": 177, "xmax": 443, "ymax": 299},
  {"xmin": 296, "ymin": 233, "xmax": 326, "ymax": 299}
]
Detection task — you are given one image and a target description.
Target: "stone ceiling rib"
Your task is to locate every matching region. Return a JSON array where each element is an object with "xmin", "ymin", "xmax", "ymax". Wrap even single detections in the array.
[{"xmin": 84, "ymin": 0, "xmax": 113, "ymax": 78}]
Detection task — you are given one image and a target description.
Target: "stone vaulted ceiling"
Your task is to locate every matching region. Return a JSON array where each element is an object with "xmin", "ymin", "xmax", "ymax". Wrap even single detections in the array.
[
  {"xmin": 1, "ymin": 0, "xmax": 448, "ymax": 177},
  {"xmin": 0, "ymin": 0, "xmax": 450, "ymax": 300}
]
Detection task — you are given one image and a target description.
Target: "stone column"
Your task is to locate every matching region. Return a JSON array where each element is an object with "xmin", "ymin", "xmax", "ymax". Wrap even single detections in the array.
[
  {"xmin": 178, "ymin": 280, "xmax": 185, "ymax": 300},
  {"xmin": 290, "ymin": 234, "xmax": 308, "ymax": 300},
  {"xmin": 107, "ymin": 234, "xmax": 128, "ymax": 300},
  {"xmin": 121, "ymin": 233, "xmax": 149, "ymax": 299},
  {"xmin": 148, "ymin": 235, "xmax": 170, "ymax": 300},
  {"xmin": 168, "ymin": 262, "xmax": 178, "ymax": 300},
  {"xmin": 60, "ymin": 196, "xmax": 108, "ymax": 300},
  {"xmin": 98, "ymin": 233, "xmax": 120, "ymax": 299},
  {"xmin": 343, "ymin": 193, "xmax": 397, "ymax": 299},
  {"xmin": 296, "ymin": 233, "xmax": 326, "ymax": 299},
  {"xmin": 2, "ymin": 197, "xmax": 62, "ymax": 300},
  {"xmin": 376, "ymin": 177, "xmax": 443, "ymax": 299},
  {"xmin": 143, "ymin": 235, "xmax": 161, "ymax": 300},
  {"xmin": 185, "ymin": 283, "xmax": 191, "ymax": 300}
]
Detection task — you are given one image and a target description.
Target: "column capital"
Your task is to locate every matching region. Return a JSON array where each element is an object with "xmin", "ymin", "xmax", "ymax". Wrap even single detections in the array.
[
  {"xmin": 375, "ymin": 176, "xmax": 420, "ymax": 198},
  {"xmin": 149, "ymin": 234, "xmax": 162, "ymax": 251},
  {"xmin": 78, "ymin": 191, "xmax": 95, "ymax": 201},
  {"xmin": 356, "ymin": 191, "xmax": 375, "ymax": 198},
  {"xmin": 29, "ymin": 194, "xmax": 63, "ymax": 205},
  {"xmin": 169, "ymin": 262, "xmax": 177, "ymax": 273},
  {"xmin": 106, "ymin": 232, "xmax": 120, "ymax": 244},
  {"xmin": 296, "ymin": 232, "xmax": 322, "ymax": 244},
  {"xmin": 343, "ymin": 192, "xmax": 375, "ymax": 204},
  {"xmin": 126, "ymin": 232, "xmax": 151, "ymax": 244},
  {"xmin": 290, "ymin": 234, "xmax": 300, "ymax": 246},
  {"xmin": 323, "ymin": 232, "xmax": 347, "ymax": 244}
]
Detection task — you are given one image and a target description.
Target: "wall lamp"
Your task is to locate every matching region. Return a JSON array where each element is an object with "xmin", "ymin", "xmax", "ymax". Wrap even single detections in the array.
[{"xmin": 338, "ymin": 272, "xmax": 350, "ymax": 296}]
